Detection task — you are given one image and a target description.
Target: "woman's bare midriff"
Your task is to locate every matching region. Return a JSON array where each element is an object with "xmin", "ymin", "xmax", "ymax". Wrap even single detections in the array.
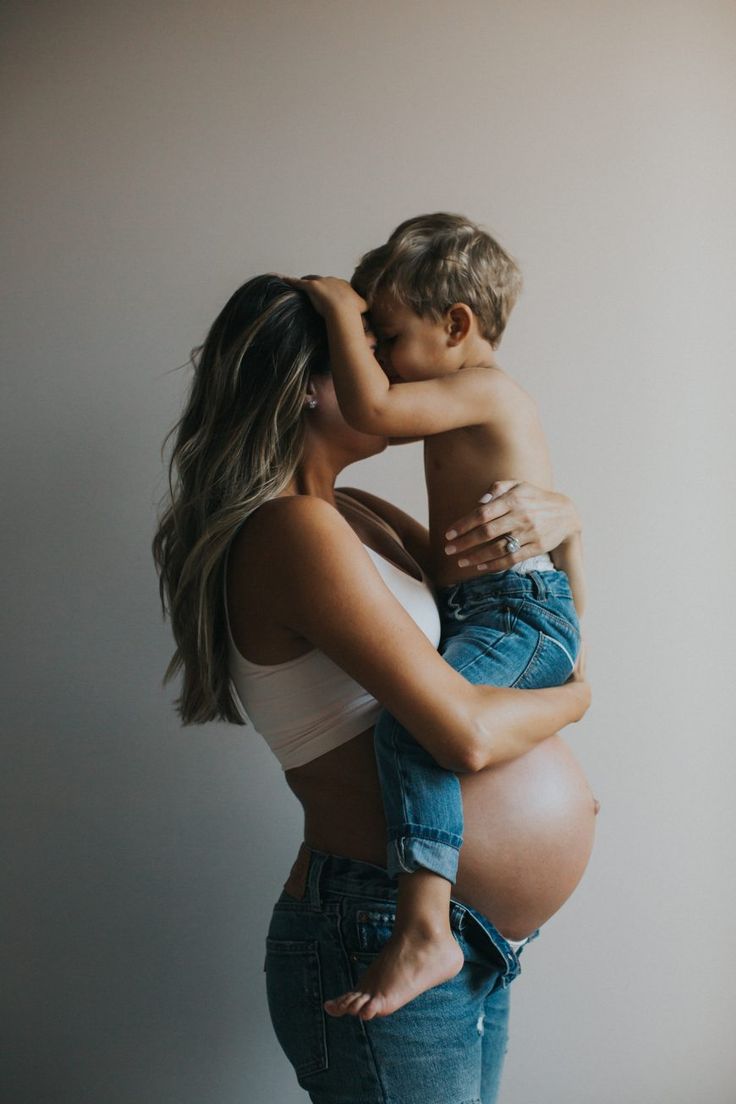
[{"xmin": 287, "ymin": 728, "xmax": 597, "ymax": 942}]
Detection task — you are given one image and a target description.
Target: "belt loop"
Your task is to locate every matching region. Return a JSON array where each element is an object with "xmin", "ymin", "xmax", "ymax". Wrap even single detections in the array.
[
  {"xmin": 307, "ymin": 850, "xmax": 328, "ymax": 908},
  {"xmin": 530, "ymin": 571, "xmax": 547, "ymax": 600}
]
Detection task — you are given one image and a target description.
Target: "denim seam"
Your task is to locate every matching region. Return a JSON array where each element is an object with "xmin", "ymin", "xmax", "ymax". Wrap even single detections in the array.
[
  {"xmin": 520, "ymin": 599, "xmax": 579, "ymax": 636},
  {"xmin": 543, "ymin": 633, "xmax": 576, "ymax": 672},
  {"xmin": 387, "ymin": 836, "xmax": 460, "ymax": 880},
  {"xmin": 508, "ymin": 630, "xmax": 577, "ymax": 688},
  {"xmin": 510, "ymin": 631, "xmax": 546, "ymax": 689},
  {"xmin": 340, "ymin": 906, "xmax": 390, "ymax": 1103},
  {"xmin": 356, "ymin": 1021, "xmax": 390, "ymax": 1103},
  {"xmin": 386, "ymin": 825, "xmax": 464, "ymax": 847},
  {"xmin": 451, "ymin": 632, "xmax": 512, "ymax": 678},
  {"xmin": 265, "ymin": 939, "xmax": 328, "ymax": 1077},
  {"xmin": 454, "ymin": 598, "xmax": 577, "ymax": 640}
]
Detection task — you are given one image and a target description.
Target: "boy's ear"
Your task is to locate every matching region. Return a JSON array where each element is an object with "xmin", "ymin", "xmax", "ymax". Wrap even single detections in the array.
[{"xmin": 446, "ymin": 304, "xmax": 473, "ymax": 345}]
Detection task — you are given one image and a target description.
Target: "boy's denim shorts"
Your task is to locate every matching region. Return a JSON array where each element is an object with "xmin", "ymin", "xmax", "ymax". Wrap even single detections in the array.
[
  {"xmin": 437, "ymin": 568, "xmax": 580, "ymax": 689},
  {"xmin": 265, "ymin": 847, "xmax": 534, "ymax": 1104}
]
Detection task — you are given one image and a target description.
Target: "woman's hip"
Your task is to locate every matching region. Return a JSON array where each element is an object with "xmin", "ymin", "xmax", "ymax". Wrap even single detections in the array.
[{"xmin": 264, "ymin": 846, "xmax": 527, "ymax": 1103}]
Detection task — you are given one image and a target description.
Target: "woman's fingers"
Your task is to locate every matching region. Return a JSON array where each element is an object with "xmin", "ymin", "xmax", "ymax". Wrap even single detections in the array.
[
  {"xmin": 445, "ymin": 481, "xmax": 579, "ymax": 564},
  {"xmin": 444, "ymin": 482, "xmax": 522, "ymax": 543},
  {"xmin": 445, "ymin": 498, "xmax": 535, "ymax": 568},
  {"xmin": 462, "ymin": 540, "xmax": 535, "ymax": 572},
  {"xmin": 447, "ymin": 522, "xmax": 533, "ymax": 562},
  {"xmin": 573, "ymin": 637, "xmax": 587, "ymax": 680}
]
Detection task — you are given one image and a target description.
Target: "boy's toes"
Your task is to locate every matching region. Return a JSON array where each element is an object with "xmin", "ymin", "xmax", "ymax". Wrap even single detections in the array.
[
  {"xmin": 324, "ymin": 990, "xmax": 370, "ymax": 1017},
  {"xmin": 343, "ymin": 991, "xmax": 371, "ymax": 1016},
  {"xmin": 358, "ymin": 994, "xmax": 388, "ymax": 1021}
]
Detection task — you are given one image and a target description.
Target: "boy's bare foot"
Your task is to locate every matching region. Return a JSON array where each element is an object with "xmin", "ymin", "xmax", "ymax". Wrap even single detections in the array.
[{"xmin": 324, "ymin": 926, "xmax": 464, "ymax": 1021}]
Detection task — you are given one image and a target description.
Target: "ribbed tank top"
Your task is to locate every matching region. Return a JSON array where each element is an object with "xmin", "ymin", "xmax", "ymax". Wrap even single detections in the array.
[{"xmin": 226, "ymin": 542, "xmax": 441, "ymax": 771}]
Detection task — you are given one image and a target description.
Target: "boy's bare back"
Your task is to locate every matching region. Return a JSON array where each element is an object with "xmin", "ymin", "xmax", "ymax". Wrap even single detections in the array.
[{"xmin": 423, "ymin": 367, "xmax": 553, "ymax": 585}]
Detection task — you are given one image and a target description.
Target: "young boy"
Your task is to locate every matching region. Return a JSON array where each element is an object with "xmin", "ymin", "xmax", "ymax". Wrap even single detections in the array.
[{"xmin": 289, "ymin": 212, "xmax": 585, "ymax": 1021}]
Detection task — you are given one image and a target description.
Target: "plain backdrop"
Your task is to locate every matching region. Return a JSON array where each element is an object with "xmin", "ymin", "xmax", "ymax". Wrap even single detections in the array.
[{"xmin": 3, "ymin": 2, "xmax": 735, "ymax": 1102}]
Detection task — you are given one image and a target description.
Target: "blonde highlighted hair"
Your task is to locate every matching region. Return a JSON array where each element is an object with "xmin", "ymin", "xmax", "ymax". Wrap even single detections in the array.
[
  {"xmin": 152, "ymin": 275, "xmax": 329, "ymax": 725},
  {"xmin": 352, "ymin": 212, "xmax": 522, "ymax": 347}
]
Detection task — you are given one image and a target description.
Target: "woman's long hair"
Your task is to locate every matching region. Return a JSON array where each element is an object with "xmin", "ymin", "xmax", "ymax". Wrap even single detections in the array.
[{"xmin": 152, "ymin": 275, "xmax": 329, "ymax": 724}]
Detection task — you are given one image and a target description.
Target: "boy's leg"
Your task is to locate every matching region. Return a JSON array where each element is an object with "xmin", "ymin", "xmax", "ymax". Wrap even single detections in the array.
[
  {"xmin": 374, "ymin": 707, "xmax": 464, "ymax": 883},
  {"xmin": 324, "ymin": 706, "xmax": 467, "ymax": 1021},
  {"xmin": 372, "ymin": 599, "xmax": 531, "ymax": 884}
]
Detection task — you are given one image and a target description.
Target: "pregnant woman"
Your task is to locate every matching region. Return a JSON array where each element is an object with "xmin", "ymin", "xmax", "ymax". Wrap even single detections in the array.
[{"xmin": 153, "ymin": 274, "xmax": 597, "ymax": 1104}]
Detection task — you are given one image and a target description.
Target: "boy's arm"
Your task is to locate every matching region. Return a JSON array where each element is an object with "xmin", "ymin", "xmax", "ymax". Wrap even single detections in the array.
[
  {"xmin": 287, "ymin": 276, "xmax": 504, "ymax": 437},
  {"xmin": 550, "ymin": 531, "xmax": 586, "ymax": 618}
]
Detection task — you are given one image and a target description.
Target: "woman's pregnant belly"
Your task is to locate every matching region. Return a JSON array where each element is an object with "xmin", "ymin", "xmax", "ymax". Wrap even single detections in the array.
[
  {"xmin": 456, "ymin": 735, "xmax": 597, "ymax": 939},
  {"xmin": 289, "ymin": 731, "xmax": 597, "ymax": 942}
]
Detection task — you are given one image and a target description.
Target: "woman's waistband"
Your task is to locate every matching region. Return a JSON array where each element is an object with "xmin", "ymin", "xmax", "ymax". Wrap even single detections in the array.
[{"xmin": 282, "ymin": 844, "xmax": 536, "ymax": 978}]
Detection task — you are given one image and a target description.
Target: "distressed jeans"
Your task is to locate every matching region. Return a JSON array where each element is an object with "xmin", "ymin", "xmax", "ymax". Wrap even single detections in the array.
[
  {"xmin": 374, "ymin": 568, "xmax": 581, "ymax": 882},
  {"xmin": 265, "ymin": 848, "xmax": 532, "ymax": 1103}
]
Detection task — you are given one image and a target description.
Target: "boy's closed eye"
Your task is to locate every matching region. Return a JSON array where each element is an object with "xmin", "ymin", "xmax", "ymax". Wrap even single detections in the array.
[{"xmin": 361, "ymin": 314, "xmax": 379, "ymax": 352}]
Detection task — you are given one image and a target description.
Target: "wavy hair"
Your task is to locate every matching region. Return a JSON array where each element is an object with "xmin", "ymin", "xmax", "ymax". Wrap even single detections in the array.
[
  {"xmin": 152, "ymin": 275, "xmax": 329, "ymax": 725},
  {"xmin": 352, "ymin": 212, "xmax": 522, "ymax": 348}
]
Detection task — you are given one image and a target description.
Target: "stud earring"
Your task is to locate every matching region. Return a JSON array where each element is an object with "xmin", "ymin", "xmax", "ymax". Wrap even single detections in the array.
[{"xmin": 306, "ymin": 398, "xmax": 318, "ymax": 410}]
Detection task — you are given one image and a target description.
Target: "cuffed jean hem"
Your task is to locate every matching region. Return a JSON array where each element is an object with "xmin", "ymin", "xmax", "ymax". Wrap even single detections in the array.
[{"xmin": 386, "ymin": 830, "xmax": 462, "ymax": 882}]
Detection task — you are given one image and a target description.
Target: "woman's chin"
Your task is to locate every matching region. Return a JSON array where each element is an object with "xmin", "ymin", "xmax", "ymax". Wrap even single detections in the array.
[{"xmin": 359, "ymin": 431, "xmax": 388, "ymax": 456}]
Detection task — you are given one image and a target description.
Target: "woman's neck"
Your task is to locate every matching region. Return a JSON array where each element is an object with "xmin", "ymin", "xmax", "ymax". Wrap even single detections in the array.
[{"xmin": 286, "ymin": 457, "xmax": 340, "ymax": 504}]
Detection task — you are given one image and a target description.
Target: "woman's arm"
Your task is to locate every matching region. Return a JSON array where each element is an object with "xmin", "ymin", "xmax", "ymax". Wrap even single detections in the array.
[
  {"xmin": 338, "ymin": 481, "xmax": 582, "ymax": 586},
  {"xmin": 239, "ymin": 496, "xmax": 589, "ymax": 774},
  {"xmin": 550, "ymin": 532, "xmax": 586, "ymax": 617}
]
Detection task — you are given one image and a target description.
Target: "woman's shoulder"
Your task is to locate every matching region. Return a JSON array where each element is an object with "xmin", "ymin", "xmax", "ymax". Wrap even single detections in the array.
[
  {"xmin": 230, "ymin": 494, "xmax": 363, "ymax": 579},
  {"xmin": 227, "ymin": 495, "xmax": 373, "ymax": 650}
]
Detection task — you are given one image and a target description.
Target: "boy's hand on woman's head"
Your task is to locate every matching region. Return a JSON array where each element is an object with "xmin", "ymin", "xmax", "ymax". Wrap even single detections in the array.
[{"xmin": 284, "ymin": 275, "xmax": 367, "ymax": 319}]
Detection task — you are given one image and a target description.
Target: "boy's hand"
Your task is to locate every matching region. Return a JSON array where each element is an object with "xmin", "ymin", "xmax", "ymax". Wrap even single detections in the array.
[{"xmin": 285, "ymin": 276, "xmax": 367, "ymax": 320}]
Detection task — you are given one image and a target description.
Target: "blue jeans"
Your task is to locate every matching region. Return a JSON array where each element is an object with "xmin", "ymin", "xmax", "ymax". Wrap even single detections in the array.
[
  {"xmin": 375, "ymin": 569, "xmax": 580, "ymax": 882},
  {"xmin": 265, "ymin": 848, "xmax": 531, "ymax": 1103}
]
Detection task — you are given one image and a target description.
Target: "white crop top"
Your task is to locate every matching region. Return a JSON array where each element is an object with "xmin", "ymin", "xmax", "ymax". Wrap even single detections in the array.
[{"xmin": 226, "ymin": 544, "xmax": 441, "ymax": 771}]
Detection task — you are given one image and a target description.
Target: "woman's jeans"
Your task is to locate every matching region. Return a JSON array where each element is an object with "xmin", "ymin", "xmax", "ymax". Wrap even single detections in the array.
[
  {"xmin": 375, "ymin": 569, "xmax": 581, "ymax": 882},
  {"xmin": 265, "ymin": 847, "xmax": 532, "ymax": 1103}
]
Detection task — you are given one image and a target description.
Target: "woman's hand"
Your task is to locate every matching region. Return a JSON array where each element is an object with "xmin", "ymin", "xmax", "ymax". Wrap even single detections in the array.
[
  {"xmin": 573, "ymin": 634, "xmax": 587, "ymax": 681},
  {"xmin": 566, "ymin": 662, "xmax": 591, "ymax": 717},
  {"xmin": 285, "ymin": 275, "xmax": 367, "ymax": 320},
  {"xmin": 444, "ymin": 480, "xmax": 581, "ymax": 572}
]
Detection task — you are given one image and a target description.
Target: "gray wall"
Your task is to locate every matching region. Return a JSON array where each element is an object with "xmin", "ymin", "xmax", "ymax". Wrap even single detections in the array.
[{"xmin": 3, "ymin": 2, "xmax": 734, "ymax": 1101}]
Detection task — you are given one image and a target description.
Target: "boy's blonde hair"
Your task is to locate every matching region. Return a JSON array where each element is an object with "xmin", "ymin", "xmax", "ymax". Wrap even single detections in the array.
[{"xmin": 352, "ymin": 212, "xmax": 522, "ymax": 348}]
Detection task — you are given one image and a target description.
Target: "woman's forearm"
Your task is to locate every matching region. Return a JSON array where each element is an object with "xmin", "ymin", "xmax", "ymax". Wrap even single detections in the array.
[{"xmin": 453, "ymin": 681, "xmax": 590, "ymax": 773}]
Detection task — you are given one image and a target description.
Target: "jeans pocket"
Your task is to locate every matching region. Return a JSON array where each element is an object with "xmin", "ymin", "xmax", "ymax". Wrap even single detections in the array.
[
  {"xmin": 352, "ymin": 907, "xmax": 397, "ymax": 961},
  {"xmin": 265, "ymin": 939, "xmax": 328, "ymax": 1078},
  {"xmin": 511, "ymin": 631, "xmax": 577, "ymax": 689}
]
